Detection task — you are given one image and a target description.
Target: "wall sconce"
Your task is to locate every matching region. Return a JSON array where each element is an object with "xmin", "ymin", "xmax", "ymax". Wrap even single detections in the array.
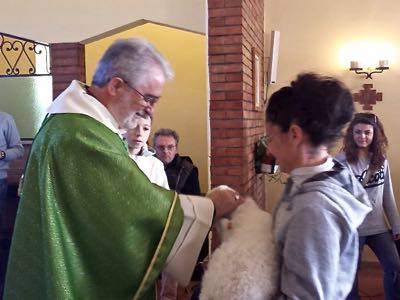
[{"xmin": 349, "ymin": 60, "xmax": 389, "ymax": 79}]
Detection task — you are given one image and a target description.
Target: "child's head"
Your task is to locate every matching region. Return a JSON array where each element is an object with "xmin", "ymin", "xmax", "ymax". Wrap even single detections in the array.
[
  {"xmin": 125, "ymin": 113, "xmax": 152, "ymax": 155},
  {"xmin": 344, "ymin": 112, "xmax": 388, "ymax": 170},
  {"xmin": 265, "ymin": 73, "xmax": 354, "ymax": 172}
]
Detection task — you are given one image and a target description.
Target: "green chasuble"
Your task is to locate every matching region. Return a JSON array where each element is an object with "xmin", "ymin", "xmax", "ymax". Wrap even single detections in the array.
[{"xmin": 4, "ymin": 114, "xmax": 183, "ymax": 300}]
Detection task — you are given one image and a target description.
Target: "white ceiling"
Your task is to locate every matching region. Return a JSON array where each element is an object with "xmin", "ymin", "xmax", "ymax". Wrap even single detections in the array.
[{"xmin": 1, "ymin": 0, "xmax": 206, "ymax": 43}]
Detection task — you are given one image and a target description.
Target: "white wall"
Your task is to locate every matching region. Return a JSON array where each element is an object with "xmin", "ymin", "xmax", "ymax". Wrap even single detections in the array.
[
  {"xmin": 264, "ymin": 0, "xmax": 400, "ymax": 261},
  {"xmin": 1, "ymin": 0, "xmax": 205, "ymax": 42}
]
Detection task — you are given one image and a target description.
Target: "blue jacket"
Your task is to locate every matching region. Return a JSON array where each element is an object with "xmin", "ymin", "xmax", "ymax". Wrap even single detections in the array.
[{"xmin": 0, "ymin": 112, "xmax": 24, "ymax": 179}]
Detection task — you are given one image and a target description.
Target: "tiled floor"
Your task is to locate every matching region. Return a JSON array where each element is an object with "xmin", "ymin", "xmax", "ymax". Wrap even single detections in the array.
[{"xmin": 358, "ymin": 262, "xmax": 385, "ymax": 300}]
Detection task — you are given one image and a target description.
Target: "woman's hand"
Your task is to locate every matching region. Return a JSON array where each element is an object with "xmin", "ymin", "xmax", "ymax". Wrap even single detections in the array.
[{"xmin": 393, "ymin": 234, "xmax": 400, "ymax": 241}]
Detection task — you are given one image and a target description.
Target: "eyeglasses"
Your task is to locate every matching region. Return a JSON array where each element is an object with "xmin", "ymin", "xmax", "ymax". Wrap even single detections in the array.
[
  {"xmin": 155, "ymin": 145, "xmax": 176, "ymax": 151},
  {"xmin": 120, "ymin": 79, "xmax": 160, "ymax": 105}
]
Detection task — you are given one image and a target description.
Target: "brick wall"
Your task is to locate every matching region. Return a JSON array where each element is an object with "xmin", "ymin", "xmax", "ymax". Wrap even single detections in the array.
[
  {"xmin": 209, "ymin": 0, "xmax": 265, "ymax": 206},
  {"xmin": 50, "ymin": 43, "xmax": 86, "ymax": 98}
]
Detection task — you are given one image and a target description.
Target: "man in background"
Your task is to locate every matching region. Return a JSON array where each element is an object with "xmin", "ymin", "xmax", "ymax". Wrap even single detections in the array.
[
  {"xmin": 154, "ymin": 128, "xmax": 201, "ymax": 195},
  {"xmin": 154, "ymin": 128, "xmax": 204, "ymax": 299},
  {"xmin": 0, "ymin": 111, "xmax": 24, "ymax": 295},
  {"xmin": 0, "ymin": 111, "xmax": 24, "ymax": 215}
]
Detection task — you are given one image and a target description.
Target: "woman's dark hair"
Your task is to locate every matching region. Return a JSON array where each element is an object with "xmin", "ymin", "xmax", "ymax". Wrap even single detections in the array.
[
  {"xmin": 265, "ymin": 73, "xmax": 354, "ymax": 147},
  {"xmin": 343, "ymin": 113, "xmax": 388, "ymax": 171}
]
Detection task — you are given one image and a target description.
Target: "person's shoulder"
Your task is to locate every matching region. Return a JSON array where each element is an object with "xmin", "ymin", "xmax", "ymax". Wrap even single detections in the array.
[
  {"xmin": 383, "ymin": 158, "xmax": 389, "ymax": 166},
  {"xmin": 41, "ymin": 114, "xmax": 123, "ymax": 151},
  {"xmin": 180, "ymin": 155, "xmax": 196, "ymax": 167},
  {"xmin": 46, "ymin": 114, "xmax": 115, "ymax": 136},
  {"xmin": 291, "ymin": 192, "xmax": 347, "ymax": 225},
  {"xmin": 149, "ymin": 155, "xmax": 164, "ymax": 168},
  {"xmin": 0, "ymin": 111, "xmax": 14, "ymax": 122},
  {"xmin": 334, "ymin": 151, "xmax": 346, "ymax": 163}
]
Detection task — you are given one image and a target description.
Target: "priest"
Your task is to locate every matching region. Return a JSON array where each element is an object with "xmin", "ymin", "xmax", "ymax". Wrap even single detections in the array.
[{"xmin": 4, "ymin": 38, "xmax": 242, "ymax": 300}]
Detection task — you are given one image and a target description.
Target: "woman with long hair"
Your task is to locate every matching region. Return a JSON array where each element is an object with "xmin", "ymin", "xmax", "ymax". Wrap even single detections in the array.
[{"xmin": 337, "ymin": 112, "xmax": 400, "ymax": 300}]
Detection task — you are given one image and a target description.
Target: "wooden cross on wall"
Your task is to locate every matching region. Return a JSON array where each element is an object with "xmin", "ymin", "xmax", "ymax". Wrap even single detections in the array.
[{"xmin": 353, "ymin": 84, "xmax": 382, "ymax": 111}]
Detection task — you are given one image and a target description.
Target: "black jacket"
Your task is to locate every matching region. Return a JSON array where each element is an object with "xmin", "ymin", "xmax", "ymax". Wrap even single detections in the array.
[{"xmin": 165, "ymin": 154, "xmax": 201, "ymax": 195}]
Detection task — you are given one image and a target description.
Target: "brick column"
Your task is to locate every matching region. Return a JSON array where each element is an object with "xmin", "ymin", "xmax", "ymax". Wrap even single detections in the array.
[
  {"xmin": 209, "ymin": 0, "xmax": 265, "ymax": 206},
  {"xmin": 50, "ymin": 43, "xmax": 85, "ymax": 98}
]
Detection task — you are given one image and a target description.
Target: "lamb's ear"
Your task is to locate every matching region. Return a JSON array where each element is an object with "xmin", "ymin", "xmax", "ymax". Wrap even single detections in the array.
[
  {"xmin": 219, "ymin": 218, "xmax": 230, "ymax": 230},
  {"xmin": 243, "ymin": 196, "xmax": 257, "ymax": 207},
  {"xmin": 218, "ymin": 218, "xmax": 232, "ymax": 241}
]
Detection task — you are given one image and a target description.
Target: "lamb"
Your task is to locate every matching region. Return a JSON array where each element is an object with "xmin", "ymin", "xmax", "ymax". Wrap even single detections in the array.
[{"xmin": 200, "ymin": 188, "xmax": 279, "ymax": 300}]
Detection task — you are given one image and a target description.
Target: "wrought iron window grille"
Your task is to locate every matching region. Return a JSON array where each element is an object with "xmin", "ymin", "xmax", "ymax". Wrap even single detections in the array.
[{"xmin": 0, "ymin": 32, "xmax": 51, "ymax": 77}]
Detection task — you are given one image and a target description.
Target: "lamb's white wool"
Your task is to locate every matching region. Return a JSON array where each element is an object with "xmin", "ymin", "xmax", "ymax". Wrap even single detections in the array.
[{"xmin": 200, "ymin": 198, "xmax": 279, "ymax": 300}]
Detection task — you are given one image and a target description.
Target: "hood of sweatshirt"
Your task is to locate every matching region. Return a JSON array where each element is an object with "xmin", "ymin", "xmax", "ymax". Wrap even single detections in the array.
[{"xmin": 296, "ymin": 160, "xmax": 372, "ymax": 229}]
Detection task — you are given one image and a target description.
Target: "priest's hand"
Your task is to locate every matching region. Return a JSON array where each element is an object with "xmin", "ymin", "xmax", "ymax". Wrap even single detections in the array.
[{"xmin": 206, "ymin": 185, "xmax": 244, "ymax": 219}]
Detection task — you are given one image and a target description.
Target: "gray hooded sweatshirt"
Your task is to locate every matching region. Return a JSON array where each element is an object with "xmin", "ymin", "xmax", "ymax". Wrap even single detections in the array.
[
  {"xmin": 336, "ymin": 152, "xmax": 400, "ymax": 236},
  {"xmin": 273, "ymin": 159, "xmax": 371, "ymax": 299}
]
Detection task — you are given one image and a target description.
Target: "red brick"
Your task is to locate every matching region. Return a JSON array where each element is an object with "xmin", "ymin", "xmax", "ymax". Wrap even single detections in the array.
[
  {"xmin": 211, "ymin": 131, "xmax": 244, "ymax": 142},
  {"xmin": 226, "ymin": 91, "xmax": 243, "ymax": 100},
  {"xmin": 243, "ymin": 83, "xmax": 252, "ymax": 93},
  {"xmin": 52, "ymin": 66, "xmax": 82, "ymax": 75},
  {"xmin": 209, "ymin": 0, "xmax": 265, "ymax": 204},
  {"xmin": 209, "ymin": 45, "xmax": 242, "ymax": 55},
  {"xmin": 209, "ymin": 35, "xmax": 242, "ymax": 45},
  {"xmin": 210, "ymin": 74, "xmax": 226, "ymax": 83},
  {"xmin": 51, "ymin": 74, "xmax": 75, "ymax": 84},
  {"xmin": 208, "ymin": 0, "xmax": 225, "ymax": 8},
  {"xmin": 210, "ymin": 82, "xmax": 243, "ymax": 91},
  {"xmin": 210, "ymin": 55, "xmax": 225, "ymax": 64},
  {"xmin": 211, "ymin": 119, "xmax": 243, "ymax": 129},
  {"xmin": 210, "ymin": 63, "xmax": 242, "ymax": 74},
  {"xmin": 210, "ymin": 101, "xmax": 243, "ymax": 110},
  {"xmin": 211, "ymin": 156, "xmax": 244, "ymax": 166},
  {"xmin": 51, "ymin": 49, "xmax": 83, "ymax": 60},
  {"xmin": 209, "ymin": 26, "xmax": 242, "ymax": 36},
  {"xmin": 225, "ymin": 16, "xmax": 242, "ymax": 25},
  {"xmin": 209, "ymin": 7, "xmax": 242, "ymax": 18},
  {"xmin": 209, "ymin": 17, "xmax": 226, "ymax": 27},
  {"xmin": 211, "ymin": 175, "xmax": 242, "ymax": 185},
  {"xmin": 243, "ymin": 100, "xmax": 255, "ymax": 110},
  {"xmin": 50, "ymin": 43, "xmax": 83, "ymax": 50},
  {"xmin": 211, "ymin": 166, "xmax": 243, "ymax": 176},
  {"xmin": 226, "ymin": 73, "xmax": 243, "ymax": 82},
  {"xmin": 52, "ymin": 82, "xmax": 69, "ymax": 91},
  {"xmin": 242, "ymin": 91, "xmax": 253, "ymax": 102},
  {"xmin": 243, "ymin": 64, "xmax": 252, "ymax": 77},
  {"xmin": 225, "ymin": 54, "xmax": 242, "ymax": 63},
  {"xmin": 243, "ymin": 74, "xmax": 252, "ymax": 86},
  {"xmin": 211, "ymin": 146, "xmax": 243, "ymax": 156},
  {"xmin": 242, "ymin": 46, "xmax": 252, "ymax": 60},
  {"xmin": 210, "ymin": 92, "xmax": 226, "ymax": 100},
  {"xmin": 243, "ymin": 55, "xmax": 252, "ymax": 69},
  {"xmin": 225, "ymin": 0, "xmax": 242, "ymax": 7},
  {"xmin": 212, "ymin": 138, "xmax": 242, "ymax": 148},
  {"xmin": 210, "ymin": 110, "xmax": 243, "ymax": 119},
  {"xmin": 51, "ymin": 42, "xmax": 86, "ymax": 99},
  {"xmin": 51, "ymin": 57, "xmax": 81, "ymax": 67}
]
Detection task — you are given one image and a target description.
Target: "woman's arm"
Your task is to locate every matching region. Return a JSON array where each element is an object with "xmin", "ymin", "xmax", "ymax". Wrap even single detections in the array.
[{"xmin": 382, "ymin": 161, "xmax": 400, "ymax": 239}]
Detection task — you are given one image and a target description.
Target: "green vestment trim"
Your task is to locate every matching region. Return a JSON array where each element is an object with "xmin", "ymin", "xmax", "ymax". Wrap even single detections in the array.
[{"xmin": 4, "ymin": 114, "xmax": 183, "ymax": 300}]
